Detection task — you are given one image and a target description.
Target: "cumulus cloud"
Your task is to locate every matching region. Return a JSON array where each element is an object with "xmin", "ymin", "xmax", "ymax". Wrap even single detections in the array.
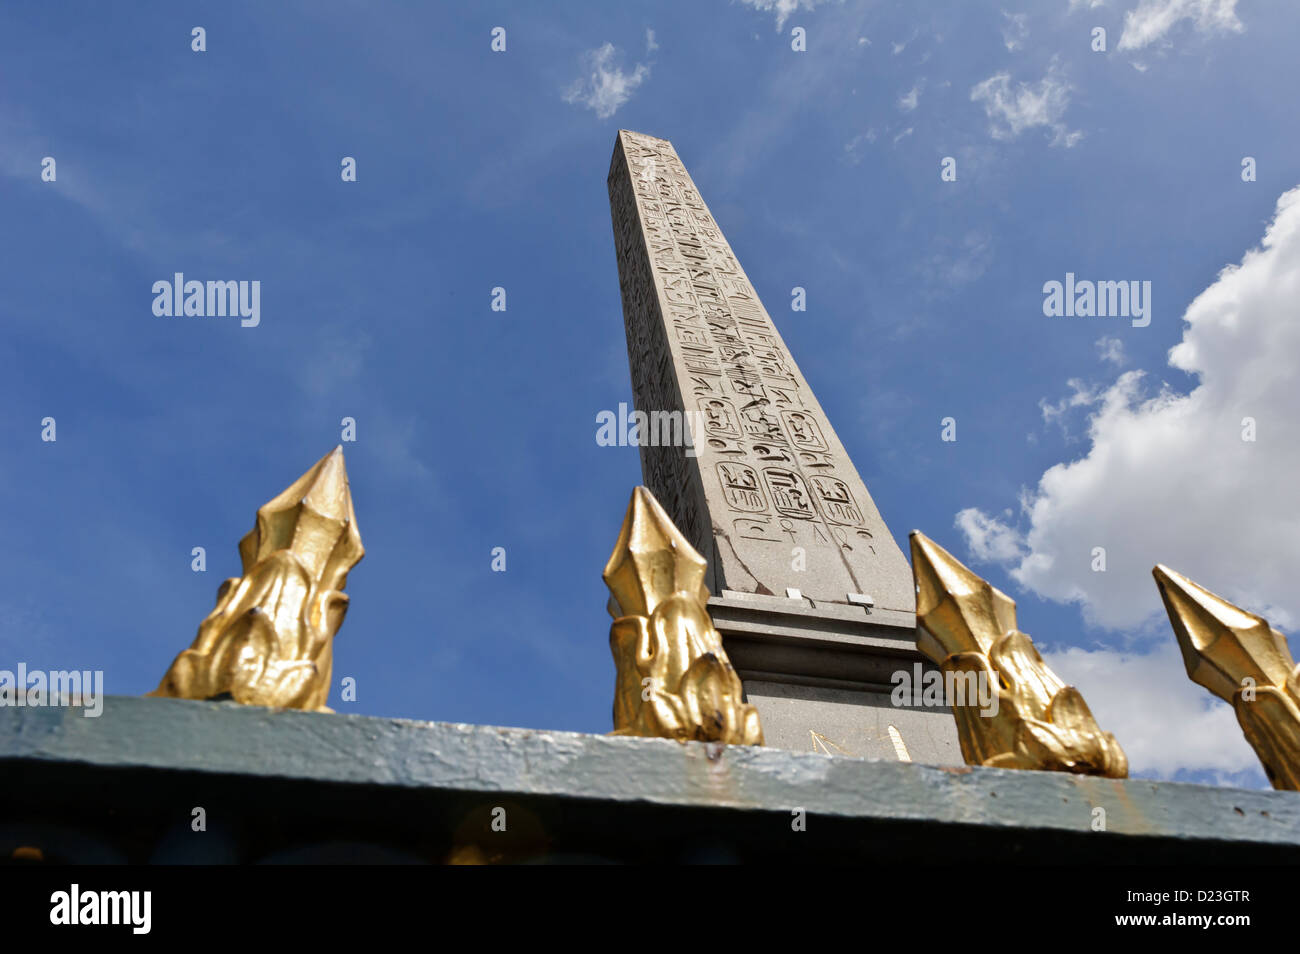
[
  {"xmin": 563, "ymin": 43, "xmax": 651, "ymax": 120},
  {"xmin": 1042, "ymin": 643, "xmax": 1265, "ymax": 784},
  {"xmin": 898, "ymin": 84, "xmax": 921, "ymax": 112},
  {"xmin": 1118, "ymin": 0, "xmax": 1243, "ymax": 51},
  {"xmin": 971, "ymin": 64, "xmax": 1082, "ymax": 147},
  {"xmin": 735, "ymin": 0, "xmax": 835, "ymax": 31},
  {"xmin": 958, "ymin": 186, "xmax": 1300, "ymax": 633}
]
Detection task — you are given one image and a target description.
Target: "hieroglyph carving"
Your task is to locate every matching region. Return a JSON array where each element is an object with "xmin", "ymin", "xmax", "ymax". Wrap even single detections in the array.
[{"xmin": 607, "ymin": 130, "xmax": 913, "ymax": 609}]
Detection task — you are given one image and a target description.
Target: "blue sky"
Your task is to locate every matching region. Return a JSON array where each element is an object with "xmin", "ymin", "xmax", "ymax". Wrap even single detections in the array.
[{"xmin": 3, "ymin": 0, "xmax": 1296, "ymax": 787}]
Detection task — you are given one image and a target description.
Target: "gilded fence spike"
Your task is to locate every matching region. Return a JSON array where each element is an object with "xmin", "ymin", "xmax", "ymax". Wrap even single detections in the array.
[
  {"xmin": 1153, "ymin": 564, "xmax": 1300, "ymax": 790},
  {"xmin": 150, "ymin": 446, "xmax": 363, "ymax": 711},
  {"xmin": 603, "ymin": 486, "xmax": 763, "ymax": 745},
  {"xmin": 910, "ymin": 531, "xmax": 1127, "ymax": 776}
]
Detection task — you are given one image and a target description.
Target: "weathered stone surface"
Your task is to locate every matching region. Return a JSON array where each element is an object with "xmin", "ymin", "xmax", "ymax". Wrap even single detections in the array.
[
  {"xmin": 607, "ymin": 130, "xmax": 913, "ymax": 613},
  {"xmin": 709, "ymin": 591, "xmax": 962, "ymax": 763},
  {"xmin": 741, "ymin": 682, "xmax": 962, "ymax": 762},
  {"xmin": 2, "ymin": 697, "xmax": 1298, "ymax": 864}
]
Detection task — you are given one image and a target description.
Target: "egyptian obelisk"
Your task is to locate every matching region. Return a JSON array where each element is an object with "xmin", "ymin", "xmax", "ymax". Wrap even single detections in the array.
[{"xmin": 608, "ymin": 130, "xmax": 960, "ymax": 763}]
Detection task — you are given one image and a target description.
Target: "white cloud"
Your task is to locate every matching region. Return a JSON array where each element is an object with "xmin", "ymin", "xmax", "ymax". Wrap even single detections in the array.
[
  {"xmin": 1039, "ymin": 377, "xmax": 1103, "ymax": 434},
  {"xmin": 971, "ymin": 64, "xmax": 1082, "ymax": 147},
  {"xmin": 1118, "ymin": 0, "xmax": 1243, "ymax": 51},
  {"xmin": 955, "ymin": 508, "xmax": 1026, "ymax": 563},
  {"xmin": 563, "ymin": 43, "xmax": 651, "ymax": 120},
  {"xmin": 1096, "ymin": 335, "xmax": 1127, "ymax": 365},
  {"xmin": 735, "ymin": 0, "xmax": 835, "ymax": 31},
  {"xmin": 1001, "ymin": 11, "xmax": 1029, "ymax": 51},
  {"xmin": 645, "ymin": 28, "xmax": 658, "ymax": 53},
  {"xmin": 1041, "ymin": 643, "xmax": 1265, "ymax": 783},
  {"xmin": 898, "ymin": 84, "xmax": 921, "ymax": 112},
  {"xmin": 958, "ymin": 186, "xmax": 1300, "ymax": 633},
  {"xmin": 843, "ymin": 129, "xmax": 878, "ymax": 164},
  {"xmin": 1068, "ymin": 0, "xmax": 1107, "ymax": 10}
]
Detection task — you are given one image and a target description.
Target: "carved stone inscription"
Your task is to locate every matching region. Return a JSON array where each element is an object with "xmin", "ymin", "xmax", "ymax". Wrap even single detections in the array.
[{"xmin": 607, "ymin": 130, "xmax": 914, "ymax": 612}]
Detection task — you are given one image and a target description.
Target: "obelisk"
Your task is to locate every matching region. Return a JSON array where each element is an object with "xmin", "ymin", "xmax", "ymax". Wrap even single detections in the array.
[{"xmin": 608, "ymin": 130, "xmax": 960, "ymax": 763}]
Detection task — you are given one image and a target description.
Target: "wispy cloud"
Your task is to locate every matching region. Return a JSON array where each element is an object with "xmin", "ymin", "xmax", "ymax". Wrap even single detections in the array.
[
  {"xmin": 842, "ymin": 128, "xmax": 878, "ymax": 164},
  {"xmin": 1001, "ymin": 11, "xmax": 1029, "ymax": 51},
  {"xmin": 1096, "ymin": 335, "xmax": 1127, "ymax": 366},
  {"xmin": 971, "ymin": 62, "xmax": 1082, "ymax": 147},
  {"xmin": 563, "ymin": 43, "xmax": 651, "ymax": 120},
  {"xmin": 1118, "ymin": 0, "xmax": 1243, "ymax": 51},
  {"xmin": 735, "ymin": 0, "xmax": 838, "ymax": 31},
  {"xmin": 698, "ymin": 0, "xmax": 870, "ymax": 181},
  {"xmin": 1039, "ymin": 377, "xmax": 1104, "ymax": 438}
]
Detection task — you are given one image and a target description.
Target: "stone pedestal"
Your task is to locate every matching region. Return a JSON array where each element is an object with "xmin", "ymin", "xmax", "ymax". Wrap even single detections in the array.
[{"xmin": 710, "ymin": 592, "xmax": 961, "ymax": 763}]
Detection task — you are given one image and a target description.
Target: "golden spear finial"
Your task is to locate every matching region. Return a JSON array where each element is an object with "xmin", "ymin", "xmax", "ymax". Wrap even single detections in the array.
[
  {"xmin": 910, "ymin": 531, "xmax": 1127, "ymax": 776},
  {"xmin": 602, "ymin": 486, "xmax": 763, "ymax": 745},
  {"xmin": 150, "ymin": 446, "xmax": 363, "ymax": 711},
  {"xmin": 1153, "ymin": 565, "xmax": 1300, "ymax": 790}
]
